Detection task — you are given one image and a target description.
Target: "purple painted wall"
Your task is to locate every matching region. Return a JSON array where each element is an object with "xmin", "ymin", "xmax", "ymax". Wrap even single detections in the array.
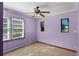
[
  {"xmin": 77, "ymin": 3, "xmax": 79, "ymax": 55},
  {"xmin": 3, "ymin": 8, "xmax": 37, "ymax": 52},
  {"xmin": 37, "ymin": 11, "xmax": 77, "ymax": 50}
]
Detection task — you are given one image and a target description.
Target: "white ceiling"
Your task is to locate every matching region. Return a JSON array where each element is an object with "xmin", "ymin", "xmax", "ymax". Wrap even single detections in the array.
[{"xmin": 3, "ymin": 2, "xmax": 77, "ymax": 16}]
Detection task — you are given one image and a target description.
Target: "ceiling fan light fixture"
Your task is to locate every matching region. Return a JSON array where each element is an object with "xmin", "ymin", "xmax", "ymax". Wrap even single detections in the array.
[{"xmin": 37, "ymin": 14, "xmax": 40, "ymax": 16}]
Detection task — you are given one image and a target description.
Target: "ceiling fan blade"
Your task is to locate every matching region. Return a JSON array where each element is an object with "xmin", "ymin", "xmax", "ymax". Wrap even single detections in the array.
[
  {"xmin": 39, "ymin": 13, "xmax": 45, "ymax": 17},
  {"xmin": 40, "ymin": 11, "xmax": 50, "ymax": 13}
]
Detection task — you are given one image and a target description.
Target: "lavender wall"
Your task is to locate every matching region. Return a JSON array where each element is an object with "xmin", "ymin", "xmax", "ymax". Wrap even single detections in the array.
[
  {"xmin": 3, "ymin": 8, "xmax": 37, "ymax": 52},
  {"xmin": 77, "ymin": 3, "xmax": 79, "ymax": 55},
  {"xmin": 37, "ymin": 11, "xmax": 77, "ymax": 50}
]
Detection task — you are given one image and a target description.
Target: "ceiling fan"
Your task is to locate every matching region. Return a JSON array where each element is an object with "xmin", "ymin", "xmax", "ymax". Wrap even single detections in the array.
[{"xmin": 33, "ymin": 6, "xmax": 50, "ymax": 17}]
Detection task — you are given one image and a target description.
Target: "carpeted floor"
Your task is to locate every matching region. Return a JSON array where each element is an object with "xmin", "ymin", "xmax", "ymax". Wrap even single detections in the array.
[{"xmin": 4, "ymin": 42, "xmax": 76, "ymax": 56}]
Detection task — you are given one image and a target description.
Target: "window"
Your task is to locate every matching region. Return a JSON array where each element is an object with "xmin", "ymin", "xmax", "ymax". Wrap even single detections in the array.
[
  {"xmin": 40, "ymin": 21, "xmax": 45, "ymax": 32},
  {"xmin": 12, "ymin": 18, "xmax": 24, "ymax": 39},
  {"xmin": 61, "ymin": 18, "xmax": 69, "ymax": 32},
  {"xmin": 3, "ymin": 17, "xmax": 24, "ymax": 41},
  {"xmin": 3, "ymin": 17, "xmax": 10, "ymax": 41}
]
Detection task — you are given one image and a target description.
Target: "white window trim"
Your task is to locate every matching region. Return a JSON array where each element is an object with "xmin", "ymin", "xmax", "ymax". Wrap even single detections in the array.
[
  {"xmin": 3, "ymin": 17, "xmax": 10, "ymax": 41},
  {"xmin": 12, "ymin": 18, "xmax": 24, "ymax": 39}
]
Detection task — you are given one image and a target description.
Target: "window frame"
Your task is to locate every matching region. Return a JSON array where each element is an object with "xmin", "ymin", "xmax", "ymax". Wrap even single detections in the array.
[
  {"xmin": 3, "ymin": 17, "xmax": 10, "ymax": 41},
  {"xmin": 61, "ymin": 18, "xmax": 69, "ymax": 33},
  {"xmin": 12, "ymin": 18, "xmax": 24, "ymax": 39}
]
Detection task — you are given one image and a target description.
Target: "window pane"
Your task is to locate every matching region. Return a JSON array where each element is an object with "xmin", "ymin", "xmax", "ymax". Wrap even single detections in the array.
[
  {"xmin": 3, "ymin": 29, "xmax": 8, "ymax": 34},
  {"xmin": 3, "ymin": 18, "xmax": 7, "ymax": 23},
  {"xmin": 13, "ymin": 29, "xmax": 22, "ymax": 33},
  {"xmin": 13, "ymin": 33, "xmax": 22, "ymax": 38},
  {"xmin": 62, "ymin": 19, "xmax": 69, "ymax": 25},
  {"xmin": 3, "ymin": 24, "xmax": 7, "ymax": 29},
  {"xmin": 13, "ymin": 25, "xmax": 22, "ymax": 29},
  {"xmin": 13, "ymin": 20, "xmax": 22, "ymax": 24}
]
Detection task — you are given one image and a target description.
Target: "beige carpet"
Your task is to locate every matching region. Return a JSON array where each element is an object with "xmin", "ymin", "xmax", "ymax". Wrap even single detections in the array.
[{"xmin": 4, "ymin": 42, "xmax": 76, "ymax": 56}]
